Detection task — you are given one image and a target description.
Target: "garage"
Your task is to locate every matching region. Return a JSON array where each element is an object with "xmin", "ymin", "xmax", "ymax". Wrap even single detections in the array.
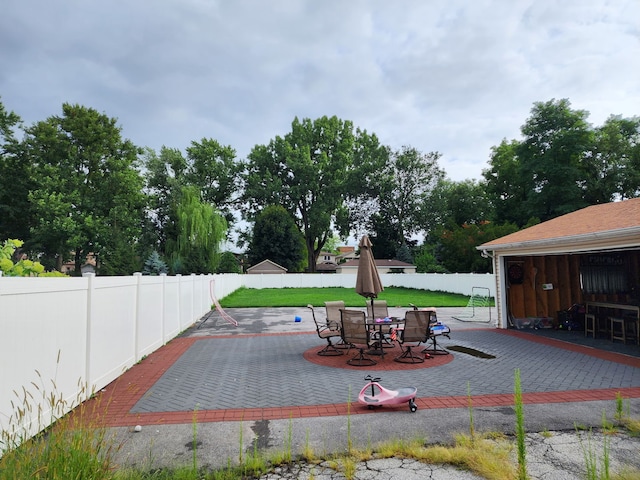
[{"xmin": 478, "ymin": 197, "xmax": 640, "ymax": 348}]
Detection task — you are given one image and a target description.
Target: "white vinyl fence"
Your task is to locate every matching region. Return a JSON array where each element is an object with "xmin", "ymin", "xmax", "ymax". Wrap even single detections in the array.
[
  {"xmin": 0, "ymin": 272, "xmax": 242, "ymax": 445},
  {"xmin": 0, "ymin": 271, "xmax": 491, "ymax": 446}
]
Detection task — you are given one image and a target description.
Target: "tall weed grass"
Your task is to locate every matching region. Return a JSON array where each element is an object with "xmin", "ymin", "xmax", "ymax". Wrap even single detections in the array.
[{"xmin": 0, "ymin": 369, "xmax": 118, "ymax": 480}]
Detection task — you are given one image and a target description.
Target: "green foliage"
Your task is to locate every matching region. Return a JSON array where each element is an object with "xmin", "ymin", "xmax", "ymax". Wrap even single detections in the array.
[
  {"xmin": 23, "ymin": 103, "xmax": 145, "ymax": 274},
  {"xmin": 247, "ymin": 205, "xmax": 306, "ymax": 272},
  {"xmin": 369, "ymin": 214, "xmax": 403, "ymax": 259},
  {"xmin": 517, "ymin": 98, "xmax": 593, "ymax": 221},
  {"xmin": 483, "ymin": 138, "xmax": 528, "ymax": 226},
  {"xmin": 185, "ymin": 138, "xmax": 242, "ymax": 225},
  {"xmin": 395, "ymin": 243, "xmax": 414, "ymax": 264},
  {"xmin": 0, "ymin": 99, "xmax": 35, "ymax": 243},
  {"xmin": 431, "ymin": 179, "xmax": 495, "ymax": 228},
  {"xmin": 143, "ymin": 141, "xmax": 238, "ymax": 274},
  {"xmin": 4, "ymin": 97, "xmax": 639, "ymax": 275},
  {"xmin": 216, "ymin": 251, "xmax": 241, "ymax": 274},
  {"xmin": 142, "ymin": 250, "xmax": 169, "ymax": 275},
  {"xmin": 321, "ymin": 234, "xmax": 341, "ymax": 254},
  {"xmin": 373, "ymin": 146, "xmax": 445, "ymax": 243},
  {"xmin": 242, "ymin": 115, "xmax": 386, "ymax": 271},
  {"xmin": 0, "ymin": 239, "xmax": 45, "ymax": 276},
  {"xmin": 0, "ymin": 365, "xmax": 116, "ymax": 480},
  {"xmin": 588, "ymin": 115, "xmax": 640, "ymax": 202},
  {"xmin": 514, "ymin": 369, "xmax": 527, "ymax": 479},
  {"xmin": 437, "ymin": 221, "xmax": 519, "ymax": 273},
  {"xmin": 166, "ymin": 186, "xmax": 227, "ymax": 274},
  {"xmin": 483, "ymin": 99, "xmax": 640, "ymax": 227},
  {"xmin": 414, "ymin": 244, "xmax": 448, "ymax": 273}
]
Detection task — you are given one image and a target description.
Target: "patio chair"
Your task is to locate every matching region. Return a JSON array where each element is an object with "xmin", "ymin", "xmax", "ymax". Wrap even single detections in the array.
[
  {"xmin": 395, "ymin": 310, "xmax": 431, "ymax": 363},
  {"xmin": 366, "ymin": 299, "xmax": 389, "ymax": 319},
  {"xmin": 325, "ymin": 300, "xmax": 349, "ymax": 349},
  {"xmin": 307, "ymin": 305, "xmax": 342, "ymax": 356},
  {"xmin": 340, "ymin": 309, "xmax": 376, "ymax": 366},
  {"xmin": 422, "ymin": 312, "xmax": 451, "ymax": 355}
]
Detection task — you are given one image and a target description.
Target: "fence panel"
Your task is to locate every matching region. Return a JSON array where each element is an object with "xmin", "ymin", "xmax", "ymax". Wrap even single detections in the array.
[
  {"xmin": 179, "ymin": 275, "xmax": 194, "ymax": 330},
  {"xmin": 163, "ymin": 275, "xmax": 181, "ymax": 342},
  {"xmin": 0, "ymin": 278, "xmax": 89, "ymax": 436},
  {"xmin": 135, "ymin": 274, "xmax": 165, "ymax": 359},
  {"xmin": 87, "ymin": 275, "xmax": 138, "ymax": 391}
]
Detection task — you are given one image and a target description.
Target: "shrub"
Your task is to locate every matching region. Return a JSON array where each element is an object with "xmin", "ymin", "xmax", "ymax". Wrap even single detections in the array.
[{"xmin": 0, "ymin": 239, "xmax": 46, "ymax": 276}]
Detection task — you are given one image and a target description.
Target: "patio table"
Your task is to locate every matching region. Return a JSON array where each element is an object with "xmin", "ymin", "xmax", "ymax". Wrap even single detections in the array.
[{"xmin": 365, "ymin": 317, "xmax": 404, "ymax": 356}]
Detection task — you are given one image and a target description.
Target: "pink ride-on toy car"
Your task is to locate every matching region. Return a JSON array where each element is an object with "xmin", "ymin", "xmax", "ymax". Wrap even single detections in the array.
[{"xmin": 358, "ymin": 375, "xmax": 418, "ymax": 412}]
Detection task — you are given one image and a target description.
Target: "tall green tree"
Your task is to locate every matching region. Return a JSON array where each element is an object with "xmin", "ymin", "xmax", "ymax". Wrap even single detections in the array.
[
  {"xmin": 23, "ymin": 103, "xmax": 145, "ymax": 274},
  {"xmin": 517, "ymin": 98, "xmax": 593, "ymax": 222},
  {"xmin": 165, "ymin": 186, "xmax": 227, "ymax": 274},
  {"xmin": 0, "ymin": 99, "xmax": 35, "ymax": 243},
  {"xmin": 482, "ymin": 139, "xmax": 528, "ymax": 225},
  {"xmin": 430, "ymin": 179, "xmax": 494, "ymax": 228},
  {"xmin": 216, "ymin": 251, "xmax": 241, "ymax": 273},
  {"xmin": 143, "ymin": 140, "xmax": 239, "ymax": 271},
  {"xmin": 373, "ymin": 146, "xmax": 444, "ymax": 246},
  {"xmin": 142, "ymin": 146, "xmax": 187, "ymax": 256},
  {"xmin": 242, "ymin": 116, "xmax": 385, "ymax": 272},
  {"xmin": 247, "ymin": 205, "xmax": 306, "ymax": 272},
  {"xmin": 587, "ymin": 115, "xmax": 640, "ymax": 202},
  {"xmin": 185, "ymin": 138, "xmax": 242, "ymax": 224},
  {"xmin": 437, "ymin": 221, "xmax": 520, "ymax": 273}
]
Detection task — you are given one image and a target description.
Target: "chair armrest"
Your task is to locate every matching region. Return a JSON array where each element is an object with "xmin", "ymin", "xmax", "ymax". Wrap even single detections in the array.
[{"xmin": 327, "ymin": 320, "xmax": 341, "ymax": 331}]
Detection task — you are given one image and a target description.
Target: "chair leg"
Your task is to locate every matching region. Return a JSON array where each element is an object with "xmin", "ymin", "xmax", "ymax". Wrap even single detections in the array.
[
  {"xmin": 610, "ymin": 317, "xmax": 626, "ymax": 343},
  {"xmin": 394, "ymin": 345, "xmax": 426, "ymax": 363},
  {"xmin": 317, "ymin": 339, "xmax": 343, "ymax": 356},
  {"xmin": 334, "ymin": 338, "xmax": 351, "ymax": 349},
  {"xmin": 584, "ymin": 314, "xmax": 595, "ymax": 338},
  {"xmin": 422, "ymin": 335, "xmax": 450, "ymax": 355},
  {"xmin": 347, "ymin": 347, "xmax": 377, "ymax": 366}
]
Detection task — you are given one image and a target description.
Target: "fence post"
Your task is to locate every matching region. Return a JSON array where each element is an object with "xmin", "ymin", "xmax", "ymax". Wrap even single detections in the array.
[
  {"xmin": 133, "ymin": 272, "xmax": 142, "ymax": 362},
  {"xmin": 160, "ymin": 273, "xmax": 166, "ymax": 344},
  {"xmin": 83, "ymin": 272, "xmax": 95, "ymax": 394}
]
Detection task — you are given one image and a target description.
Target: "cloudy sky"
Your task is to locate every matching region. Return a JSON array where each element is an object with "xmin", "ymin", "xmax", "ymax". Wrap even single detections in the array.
[{"xmin": 1, "ymin": 0, "xmax": 639, "ymax": 182}]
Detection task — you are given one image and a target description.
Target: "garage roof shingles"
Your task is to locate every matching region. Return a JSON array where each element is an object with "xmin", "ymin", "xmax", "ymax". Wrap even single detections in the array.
[{"xmin": 481, "ymin": 197, "xmax": 640, "ymax": 248}]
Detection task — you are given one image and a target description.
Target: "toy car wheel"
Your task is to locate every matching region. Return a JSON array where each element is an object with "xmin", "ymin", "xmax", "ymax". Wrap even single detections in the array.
[{"xmin": 409, "ymin": 400, "xmax": 417, "ymax": 412}]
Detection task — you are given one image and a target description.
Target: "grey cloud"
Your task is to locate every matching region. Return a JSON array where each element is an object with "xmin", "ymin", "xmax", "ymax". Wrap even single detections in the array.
[{"xmin": 1, "ymin": 0, "xmax": 638, "ymax": 181}]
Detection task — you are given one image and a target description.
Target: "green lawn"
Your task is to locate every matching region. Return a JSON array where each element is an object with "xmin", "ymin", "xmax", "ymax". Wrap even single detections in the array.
[{"xmin": 219, "ymin": 286, "xmax": 485, "ymax": 308}]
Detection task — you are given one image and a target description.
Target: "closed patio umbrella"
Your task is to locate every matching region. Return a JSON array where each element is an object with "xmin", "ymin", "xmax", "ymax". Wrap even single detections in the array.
[{"xmin": 355, "ymin": 235, "xmax": 384, "ymax": 309}]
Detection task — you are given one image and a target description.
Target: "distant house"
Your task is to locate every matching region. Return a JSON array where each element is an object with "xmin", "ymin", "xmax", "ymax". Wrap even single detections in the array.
[
  {"xmin": 61, "ymin": 253, "xmax": 97, "ymax": 275},
  {"xmin": 317, "ymin": 251, "xmax": 338, "ymax": 263},
  {"xmin": 337, "ymin": 246, "xmax": 358, "ymax": 262},
  {"xmin": 336, "ymin": 259, "xmax": 416, "ymax": 274},
  {"xmin": 315, "ymin": 261, "xmax": 338, "ymax": 273},
  {"xmin": 314, "ymin": 246, "xmax": 359, "ymax": 273},
  {"xmin": 246, "ymin": 259, "xmax": 288, "ymax": 274}
]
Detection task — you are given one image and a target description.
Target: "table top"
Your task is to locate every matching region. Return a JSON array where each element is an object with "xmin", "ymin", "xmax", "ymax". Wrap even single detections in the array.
[
  {"xmin": 586, "ymin": 301, "xmax": 639, "ymax": 312},
  {"xmin": 365, "ymin": 317, "xmax": 404, "ymax": 325}
]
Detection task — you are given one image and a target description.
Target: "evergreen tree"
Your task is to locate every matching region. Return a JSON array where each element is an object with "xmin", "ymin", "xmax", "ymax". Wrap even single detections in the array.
[
  {"xmin": 142, "ymin": 251, "xmax": 168, "ymax": 275},
  {"xmin": 247, "ymin": 205, "xmax": 306, "ymax": 272}
]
